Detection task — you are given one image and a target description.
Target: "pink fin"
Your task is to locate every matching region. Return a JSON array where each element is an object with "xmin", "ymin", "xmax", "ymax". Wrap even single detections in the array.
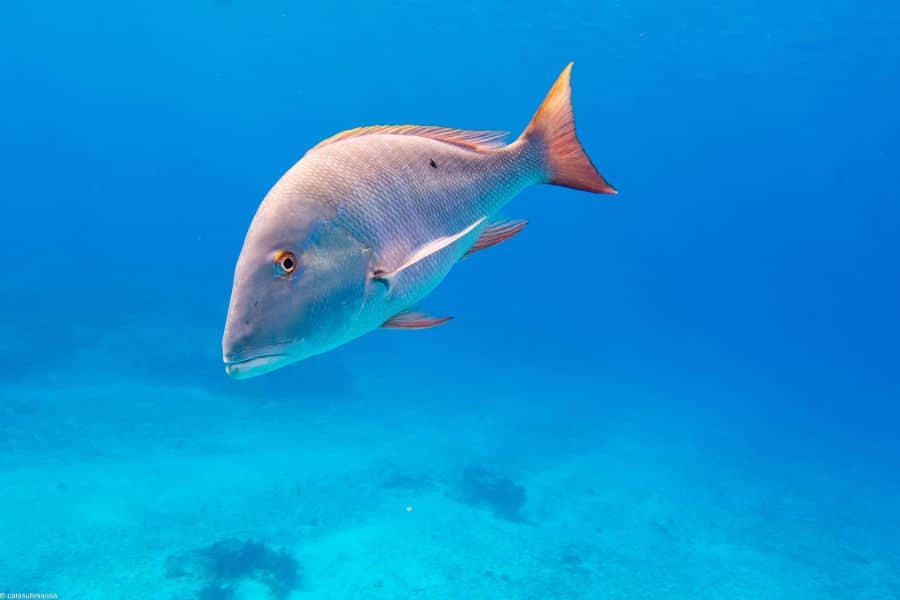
[
  {"xmin": 463, "ymin": 219, "xmax": 528, "ymax": 258},
  {"xmin": 520, "ymin": 63, "xmax": 617, "ymax": 195},
  {"xmin": 311, "ymin": 125, "xmax": 509, "ymax": 153},
  {"xmin": 382, "ymin": 310, "xmax": 453, "ymax": 330}
]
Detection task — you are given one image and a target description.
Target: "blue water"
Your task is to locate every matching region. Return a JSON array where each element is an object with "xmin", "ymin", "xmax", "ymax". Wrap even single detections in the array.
[{"xmin": 2, "ymin": 1, "xmax": 899, "ymax": 598}]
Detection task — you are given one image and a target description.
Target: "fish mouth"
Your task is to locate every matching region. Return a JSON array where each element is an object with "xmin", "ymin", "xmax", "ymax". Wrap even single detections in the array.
[{"xmin": 224, "ymin": 353, "xmax": 291, "ymax": 379}]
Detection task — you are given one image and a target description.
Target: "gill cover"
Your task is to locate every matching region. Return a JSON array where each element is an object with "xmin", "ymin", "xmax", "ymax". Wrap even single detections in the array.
[
  {"xmin": 223, "ymin": 218, "xmax": 370, "ymax": 372},
  {"xmin": 289, "ymin": 220, "xmax": 371, "ymax": 351}
]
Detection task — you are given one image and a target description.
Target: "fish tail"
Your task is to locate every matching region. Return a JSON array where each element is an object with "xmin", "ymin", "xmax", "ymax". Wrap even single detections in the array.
[{"xmin": 520, "ymin": 62, "xmax": 617, "ymax": 194}]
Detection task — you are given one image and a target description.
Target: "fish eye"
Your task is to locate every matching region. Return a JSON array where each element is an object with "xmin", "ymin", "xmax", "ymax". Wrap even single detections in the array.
[{"xmin": 274, "ymin": 250, "xmax": 298, "ymax": 276}]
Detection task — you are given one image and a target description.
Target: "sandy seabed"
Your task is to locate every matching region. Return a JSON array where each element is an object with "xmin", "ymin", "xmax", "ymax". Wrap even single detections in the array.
[{"xmin": 1, "ymin": 328, "xmax": 898, "ymax": 599}]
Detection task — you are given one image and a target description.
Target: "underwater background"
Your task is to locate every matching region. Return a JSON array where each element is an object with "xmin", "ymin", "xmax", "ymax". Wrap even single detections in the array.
[{"xmin": 2, "ymin": 1, "xmax": 899, "ymax": 598}]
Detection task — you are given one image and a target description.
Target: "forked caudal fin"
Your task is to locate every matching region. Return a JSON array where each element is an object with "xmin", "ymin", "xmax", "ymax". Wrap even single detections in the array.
[{"xmin": 520, "ymin": 62, "xmax": 617, "ymax": 195}]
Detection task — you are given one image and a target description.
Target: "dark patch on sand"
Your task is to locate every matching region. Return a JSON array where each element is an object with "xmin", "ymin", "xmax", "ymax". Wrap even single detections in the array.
[
  {"xmin": 166, "ymin": 538, "xmax": 300, "ymax": 599},
  {"xmin": 460, "ymin": 465, "xmax": 529, "ymax": 523}
]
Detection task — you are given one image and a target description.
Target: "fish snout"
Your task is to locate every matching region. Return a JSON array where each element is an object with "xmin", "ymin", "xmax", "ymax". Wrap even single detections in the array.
[
  {"xmin": 222, "ymin": 336, "xmax": 294, "ymax": 379},
  {"xmin": 222, "ymin": 316, "xmax": 298, "ymax": 379},
  {"xmin": 224, "ymin": 353, "xmax": 291, "ymax": 379},
  {"xmin": 222, "ymin": 312, "xmax": 254, "ymax": 363}
]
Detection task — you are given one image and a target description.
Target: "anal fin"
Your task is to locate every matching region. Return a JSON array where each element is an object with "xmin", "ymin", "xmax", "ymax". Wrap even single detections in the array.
[
  {"xmin": 463, "ymin": 218, "xmax": 528, "ymax": 259},
  {"xmin": 382, "ymin": 309, "xmax": 453, "ymax": 330}
]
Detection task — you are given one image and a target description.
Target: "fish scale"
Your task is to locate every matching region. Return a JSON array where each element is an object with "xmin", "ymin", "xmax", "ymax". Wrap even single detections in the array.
[{"xmin": 331, "ymin": 136, "xmax": 535, "ymax": 323}]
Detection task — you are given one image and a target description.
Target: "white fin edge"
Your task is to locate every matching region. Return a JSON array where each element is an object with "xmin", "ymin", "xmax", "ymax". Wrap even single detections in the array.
[{"xmin": 374, "ymin": 217, "xmax": 486, "ymax": 290}]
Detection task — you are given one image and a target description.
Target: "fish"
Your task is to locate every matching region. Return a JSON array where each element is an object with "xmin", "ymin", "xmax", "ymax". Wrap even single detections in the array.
[{"xmin": 222, "ymin": 63, "xmax": 616, "ymax": 379}]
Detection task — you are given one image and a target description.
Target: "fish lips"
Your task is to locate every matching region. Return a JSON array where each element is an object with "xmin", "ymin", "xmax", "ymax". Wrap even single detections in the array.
[{"xmin": 224, "ymin": 352, "xmax": 293, "ymax": 379}]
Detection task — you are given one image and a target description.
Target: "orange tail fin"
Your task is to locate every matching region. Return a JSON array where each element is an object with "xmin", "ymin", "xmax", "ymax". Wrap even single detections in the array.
[{"xmin": 521, "ymin": 63, "xmax": 617, "ymax": 194}]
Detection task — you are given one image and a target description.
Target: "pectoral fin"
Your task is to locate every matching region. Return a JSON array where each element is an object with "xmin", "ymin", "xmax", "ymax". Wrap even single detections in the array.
[
  {"xmin": 463, "ymin": 218, "xmax": 528, "ymax": 259},
  {"xmin": 382, "ymin": 309, "xmax": 453, "ymax": 329},
  {"xmin": 372, "ymin": 216, "xmax": 486, "ymax": 290}
]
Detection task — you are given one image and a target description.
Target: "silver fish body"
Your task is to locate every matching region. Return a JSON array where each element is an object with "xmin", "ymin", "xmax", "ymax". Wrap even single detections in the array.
[
  {"xmin": 223, "ymin": 63, "xmax": 615, "ymax": 378},
  {"xmin": 310, "ymin": 135, "xmax": 541, "ymax": 309}
]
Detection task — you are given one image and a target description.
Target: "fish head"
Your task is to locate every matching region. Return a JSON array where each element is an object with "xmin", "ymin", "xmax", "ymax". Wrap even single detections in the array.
[{"xmin": 222, "ymin": 199, "xmax": 370, "ymax": 379}]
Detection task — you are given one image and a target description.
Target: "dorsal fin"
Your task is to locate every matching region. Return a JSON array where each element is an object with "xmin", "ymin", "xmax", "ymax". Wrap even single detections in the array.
[{"xmin": 311, "ymin": 125, "xmax": 509, "ymax": 152}]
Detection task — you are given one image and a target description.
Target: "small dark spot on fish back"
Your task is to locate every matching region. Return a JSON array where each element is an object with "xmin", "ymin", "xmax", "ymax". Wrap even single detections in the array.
[{"xmin": 429, "ymin": 159, "xmax": 438, "ymax": 169}]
